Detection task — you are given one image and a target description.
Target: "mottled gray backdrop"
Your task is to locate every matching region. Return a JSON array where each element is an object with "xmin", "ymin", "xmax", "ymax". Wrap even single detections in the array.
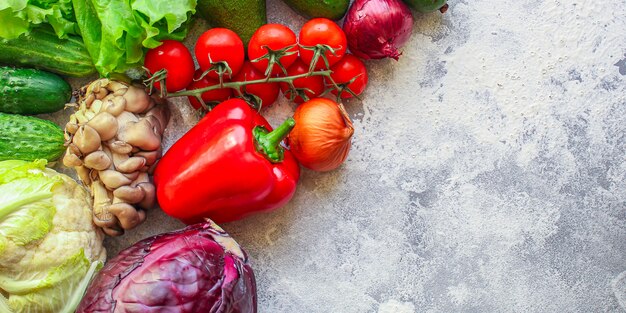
[{"xmin": 92, "ymin": 0, "xmax": 625, "ymax": 312}]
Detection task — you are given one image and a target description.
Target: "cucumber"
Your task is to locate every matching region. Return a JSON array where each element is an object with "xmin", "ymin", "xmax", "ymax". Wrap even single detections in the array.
[
  {"xmin": 0, "ymin": 113, "xmax": 65, "ymax": 162},
  {"xmin": 196, "ymin": 0, "xmax": 267, "ymax": 45},
  {"xmin": 0, "ymin": 67, "xmax": 72, "ymax": 115},
  {"xmin": 0, "ymin": 27, "xmax": 96, "ymax": 77},
  {"xmin": 281, "ymin": 0, "xmax": 350, "ymax": 20}
]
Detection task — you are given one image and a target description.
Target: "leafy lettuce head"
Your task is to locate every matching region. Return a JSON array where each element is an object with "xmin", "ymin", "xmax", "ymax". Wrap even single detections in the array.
[
  {"xmin": 0, "ymin": 160, "xmax": 106, "ymax": 313},
  {"xmin": 0, "ymin": 0, "xmax": 79, "ymax": 39}
]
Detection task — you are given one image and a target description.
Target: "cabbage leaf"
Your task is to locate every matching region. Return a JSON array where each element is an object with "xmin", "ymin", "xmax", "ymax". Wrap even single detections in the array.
[
  {"xmin": 0, "ymin": 160, "xmax": 106, "ymax": 313},
  {"xmin": 0, "ymin": 160, "xmax": 59, "ymax": 248}
]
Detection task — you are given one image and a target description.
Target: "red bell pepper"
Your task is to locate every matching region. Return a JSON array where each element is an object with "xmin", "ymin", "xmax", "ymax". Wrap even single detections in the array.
[{"xmin": 154, "ymin": 98, "xmax": 300, "ymax": 224}]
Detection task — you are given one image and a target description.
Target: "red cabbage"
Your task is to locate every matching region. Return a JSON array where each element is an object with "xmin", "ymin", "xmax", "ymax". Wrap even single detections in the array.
[{"xmin": 77, "ymin": 221, "xmax": 257, "ymax": 313}]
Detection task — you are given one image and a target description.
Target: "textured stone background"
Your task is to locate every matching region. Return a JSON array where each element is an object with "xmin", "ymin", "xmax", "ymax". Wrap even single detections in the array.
[{"xmin": 96, "ymin": 0, "xmax": 626, "ymax": 312}]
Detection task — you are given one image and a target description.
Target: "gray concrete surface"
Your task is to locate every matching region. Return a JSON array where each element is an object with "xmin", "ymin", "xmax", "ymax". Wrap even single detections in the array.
[{"xmin": 68, "ymin": 0, "xmax": 626, "ymax": 311}]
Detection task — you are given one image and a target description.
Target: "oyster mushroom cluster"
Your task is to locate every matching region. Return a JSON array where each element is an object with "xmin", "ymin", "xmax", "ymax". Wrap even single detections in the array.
[{"xmin": 63, "ymin": 79, "xmax": 170, "ymax": 236}]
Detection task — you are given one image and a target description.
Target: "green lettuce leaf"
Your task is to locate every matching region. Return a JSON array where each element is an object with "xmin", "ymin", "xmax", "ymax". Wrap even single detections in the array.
[
  {"xmin": 73, "ymin": 0, "xmax": 196, "ymax": 77},
  {"xmin": 0, "ymin": 0, "xmax": 78, "ymax": 39},
  {"xmin": 131, "ymin": 0, "xmax": 196, "ymax": 47}
]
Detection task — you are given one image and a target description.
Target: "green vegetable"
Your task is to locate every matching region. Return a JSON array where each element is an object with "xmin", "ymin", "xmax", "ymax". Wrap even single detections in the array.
[
  {"xmin": 73, "ymin": 0, "xmax": 197, "ymax": 77},
  {"xmin": 0, "ymin": 159, "xmax": 106, "ymax": 313},
  {"xmin": 0, "ymin": 113, "xmax": 65, "ymax": 162},
  {"xmin": 402, "ymin": 0, "xmax": 448, "ymax": 13},
  {"xmin": 281, "ymin": 0, "xmax": 350, "ymax": 20},
  {"xmin": 0, "ymin": 0, "xmax": 79, "ymax": 40},
  {"xmin": 0, "ymin": 27, "xmax": 96, "ymax": 77},
  {"xmin": 0, "ymin": 67, "xmax": 71, "ymax": 115},
  {"xmin": 196, "ymin": 0, "xmax": 266, "ymax": 46}
]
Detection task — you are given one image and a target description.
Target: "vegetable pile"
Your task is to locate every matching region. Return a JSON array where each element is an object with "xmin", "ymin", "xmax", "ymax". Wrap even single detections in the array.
[{"xmin": 0, "ymin": 0, "xmax": 448, "ymax": 311}]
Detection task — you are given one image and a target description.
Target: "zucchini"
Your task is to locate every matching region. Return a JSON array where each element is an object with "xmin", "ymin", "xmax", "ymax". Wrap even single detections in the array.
[
  {"xmin": 0, "ymin": 27, "xmax": 96, "ymax": 77},
  {"xmin": 281, "ymin": 0, "xmax": 350, "ymax": 20},
  {"xmin": 0, "ymin": 113, "xmax": 65, "ymax": 162},
  {"xmin": 197, "ymin": 0, "xmax": 267, "ymax": 46},
  {"xmin": 0, "ymin": 67, "xmax": 72, "ymax": 115},
  {"xmin": 402, "ymin": 0, "xmax": 448, "ymax": 13}
]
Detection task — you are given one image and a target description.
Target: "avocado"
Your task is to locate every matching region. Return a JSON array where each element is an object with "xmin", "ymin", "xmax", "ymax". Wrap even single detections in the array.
[
  {"xmin": 402, "ymin": 0, "xmax": 448, "ymax": 13},
  {"xmin": 281, "ymin": 0, "xmax": 350, "ymax": 21},
  {"xmin": 196, "ymin": 0, "xmax": 267, "ymax": 45}
]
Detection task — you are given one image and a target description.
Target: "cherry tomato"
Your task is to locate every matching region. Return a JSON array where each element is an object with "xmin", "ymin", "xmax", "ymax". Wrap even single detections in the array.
[
  {"xmin": 248, "ymin": 24, "xmax": 298, "ymax": 76},
  {"xmin": 144, "ymin": 40, "xmax": 195, "ymax": 93},
  {"xmin": 195, "ymin": 28, "xmax": 245, "ymax": 80},
  {"xmin": 326, "ymin": 54, "xmax": 368, "ymax": 99},
  {"xmin": 279, "ymin": 58, "xmax": 325, "ymax": 104},
  {"xmin": 186, "ymin": 70, "xmax": 233, "ymax": 110},
  {"xmin": 299, "ymin": 18, "xmax": 347, "ymax": 70},
  {"xmin": 233, "ymin": 61, "xmax": 280, "ymax": 109}
]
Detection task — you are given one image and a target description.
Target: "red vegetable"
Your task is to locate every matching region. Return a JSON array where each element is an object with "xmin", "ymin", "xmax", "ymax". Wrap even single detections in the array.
[
  {"xmin": 299, "ymin": 18, "xmax": 347, "ymax": 70},
  {"xmin": 186, "ymin": 69, "xmax": 233, "ymax": 110},
  {"xmin": 144, "ymin": 40, "xmax": 195, "ymax": 92},
  {"xmin": 154, "ymin": 99, "xmax": 300, "ymax": 224},
  {"xmin": 343, "ymin": 0, "xmax": 414, "ymax": 60},
  {"xmin": 327, "ymin": 54, "xmax": 369, "ymax": 99},
  {"xmin": 195, "ymin": 28, "xmax": 245, "ymax": 80},
  {"xmin": 279, "ymin": 58, "xmax": 325, "ymax": 104},
  {"xmin": 248, "ymin": 24, "xmax": 298, "ymax": 76},
  {"xmin": 77, "ymin": 221, "xmax": 257, "ymax": 313},
  {"xmin": 233, "ymin": 61, "xmax": 280, "ymax": 109}
]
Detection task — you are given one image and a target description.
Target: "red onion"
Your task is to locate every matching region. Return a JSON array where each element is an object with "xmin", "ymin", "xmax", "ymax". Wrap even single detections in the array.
[{"xmin": 343, "ymin": 0, "xmax": 414, "ymax": 60}]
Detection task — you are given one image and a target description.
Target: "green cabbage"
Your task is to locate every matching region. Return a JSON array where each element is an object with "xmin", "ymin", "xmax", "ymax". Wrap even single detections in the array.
[
  {"xmin": 73, "ymin": 0, "xmax": 197, "ymax": 77},
  {"xmin": 0, "ymin": 160, "xmax": 106, "ymax": 313}
]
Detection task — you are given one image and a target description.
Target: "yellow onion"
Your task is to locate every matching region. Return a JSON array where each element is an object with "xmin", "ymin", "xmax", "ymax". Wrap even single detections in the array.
[{"xmin": 289, "ymin": 98, "xmax": 354, "ymax": 172}]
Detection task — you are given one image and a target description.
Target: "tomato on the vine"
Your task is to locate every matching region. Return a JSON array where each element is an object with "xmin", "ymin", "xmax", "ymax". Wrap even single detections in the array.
[
  {"xmin": 186, "ymin": 70, "xmax": 233, "ymax": 110},
  {"xmin": 144, "ymin": 40, "xmax": 195, "ymax": 93},
  {"xmin": 279, "ymin": 58, "xmax": 325, "ymax": 104},
  {"xmin": 248, "ymin": 24, "xmax": 298, "ymax": 76},
  {"xmin": 195, "ymin": 28, "xmax": 245, "ymax": 80},
  {"xmin": 299, "ymin": 18, "xmax": 347, "ymax": 70},
  {"xmin": 326, "ymin": 54, "xmax": 368, "ymax": 99},
  {"xmin": 233, "ymin": 61, "xmax": 280, "ymax": 109}
]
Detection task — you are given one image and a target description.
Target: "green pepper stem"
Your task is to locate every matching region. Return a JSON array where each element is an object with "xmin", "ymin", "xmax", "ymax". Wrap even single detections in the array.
[
  {"xmin": 266, "ymin": 118, "xmax": 295, "ymax": 146},
  {"xmin": 254, "ymin": 118, "xmax": 296, "ymax": 163}
]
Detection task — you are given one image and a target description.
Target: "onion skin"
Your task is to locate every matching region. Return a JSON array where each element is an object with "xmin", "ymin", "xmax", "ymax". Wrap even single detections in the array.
[
  {"xmin": 343, "ymin": 0, "xmax": 414, "ymax": 60},
  {"xmin": 289, "ymin": 98, "xmax": 354, "ymax": 172}
]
